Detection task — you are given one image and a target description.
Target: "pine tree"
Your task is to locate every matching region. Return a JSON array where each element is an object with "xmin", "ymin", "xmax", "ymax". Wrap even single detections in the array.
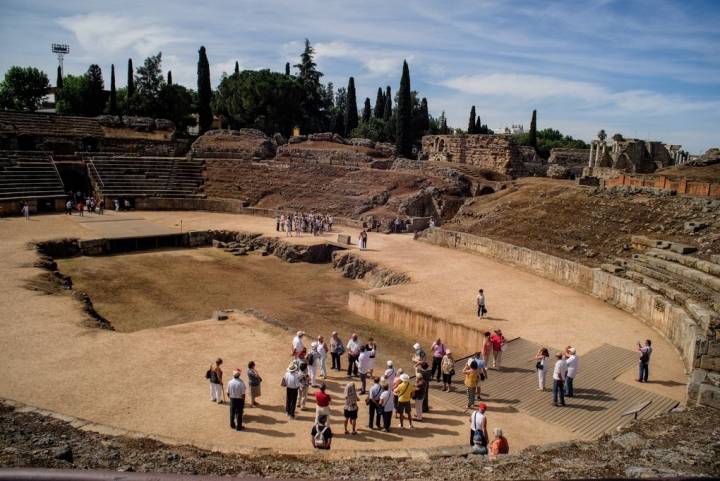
[
  {"xmin": 420, "ymin": 97, "xmax": 429, "ymax": 132},
  {"xmin": 285, "ymin": 62, "xmax": 290, "ymax": 75},
  {"xmin": 197, "ymin": 46, "xmax": 212, "ymax": 133},
  {"xmin": 84, "ymin": 64, "xmax": 106, "ymax": 116},
  {"xmin": 56, "ymin": 65, "xmax": 63, "ymax": 90},
  {"xmin": 127, "ymin": 58, "xmax": 135, "ymax": 98},
  {"xmin": 374, "ymin": 87, "xmax": 384, "ymax": 119},
  {"xmin": 468, "ymin": 106, "xmax": 477, "ymax": 134},
  {"xmin": 345, "ymin": 77, "xmax": 358, "ymax": 135},
  {"xmin": 361, "ymin": 97, "xmax": 372, "ymax": 123},
  {"xmin": 109, "ymin": 64, "xmax": 117, "ymax": 114},
  {"xmin": 529, "ymin": 109, "xmax": 537, "ymax": 148},
  {"xmin": 167, "ymin": 70, "xmax": 172, "ymax": 85},
  {"xmin": 383, "ymin": 86, "xmax": 392, "ymax": 121},
  {"xmin": 396, "ymin": 60, "xmax": 412, "ymax": 157}
]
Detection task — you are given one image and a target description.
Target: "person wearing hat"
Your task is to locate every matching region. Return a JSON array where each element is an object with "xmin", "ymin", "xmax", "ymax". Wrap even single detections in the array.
[
  {"xmin": 393, "ymin": 373, "xmax": 415, "ymax": 428},
  {"xmin": 292, "ymin": 331, "xmax": 305, "ymax": 358},
  {"xmin": 412, "ymin": 342, "xmax": 427, "ymax": 366},
  {"xmin": 308, "ymin": 342, "xmax": 320, "ymax": 387},
  {"xmin": 383, "ymin": 360, "xmax": 396, "ymax": 388},
  {"xmin": 441, "ymin": 350, "xmax": 455, "ymax": 392},
  {"xmin": 564, "ymin": 347, "xmax": 578, "ymax": 397},
  {"xmin": 227, "ymin": 368, "xmax": 247, "ymax": 430},
  {"xmin": 470, "ymin": 402, "xmax": 488, "ymax": 452},
  {"xmin": 282, "ymin": 363, "xmax": 301, "ymax": 419}
]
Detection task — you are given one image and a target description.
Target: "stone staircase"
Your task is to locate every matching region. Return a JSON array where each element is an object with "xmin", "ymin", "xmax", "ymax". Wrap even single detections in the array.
[
  {"xmin": 88, "ymin": 155, "xmax": 204, "ymax": 198},
  {"xmin": 0, "ymin": 150, "xmax": 65, "ymax": 200}
]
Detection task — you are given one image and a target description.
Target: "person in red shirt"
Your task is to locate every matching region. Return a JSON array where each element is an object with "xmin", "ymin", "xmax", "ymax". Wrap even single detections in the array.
[
  {"xmin": 490, "ymin": 330, "xmax": 505, "ymax": 369},
  {"xmin": 314, "ymin": 383, "xmax": 331, "ymax": 421}
]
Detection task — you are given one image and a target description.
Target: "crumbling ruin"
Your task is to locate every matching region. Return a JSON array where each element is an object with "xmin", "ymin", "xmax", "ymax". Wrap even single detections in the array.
[
  {"xmin": 584, "ymin": 133, "xmax": 672, "ymax": 176},
  {"xmin": 421, "ymin": 134, "xmax": 526, "ymax": 177}
]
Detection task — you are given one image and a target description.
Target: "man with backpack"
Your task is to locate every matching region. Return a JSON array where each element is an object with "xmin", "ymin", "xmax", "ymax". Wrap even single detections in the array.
[
  {"xmin": 311, "ymin": 415, "xmax": 333, "ymax": 449},
  {"xmin": 470, "ymin": 402, "xmax": 489, "ymax": 454}
]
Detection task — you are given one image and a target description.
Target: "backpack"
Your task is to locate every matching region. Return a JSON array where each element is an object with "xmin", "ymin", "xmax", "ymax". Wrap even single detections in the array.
[
  {"xmin": 307, "ymin": 353, "xmax": 315, "ymax": 366},
  {"xmin": 205, "ymin": 369, "xmax": 211, "ymax": 379},
  {"xmin": 313, "ymin": 426, "xmax": 329, "ymax": 449},
  {"xmin": 472, "ymin": 413, "xmax": 487, "ymax": 448}
]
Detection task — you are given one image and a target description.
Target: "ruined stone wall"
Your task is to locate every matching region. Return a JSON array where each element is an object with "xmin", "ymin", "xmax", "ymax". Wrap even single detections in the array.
[
  {"xmin": 604, "ymin": 174, "xmax": 720, "ymax": 198},
  {"xmin": 190, "ymin": 129, "xmax": 275, "ymax": 159},
  {"xmin": 549, "ymin": 148, "xmax": 590, "ymax": 166},
  {"xmin": 421, "ymin": 134, "xmax": 526, "ymax": 177}
]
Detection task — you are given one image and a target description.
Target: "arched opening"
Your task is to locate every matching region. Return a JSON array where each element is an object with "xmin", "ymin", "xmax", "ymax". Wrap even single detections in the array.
[
  {"xmin": 438, "ymin": 139, "xmax": 445, "ymax": 153},
  {"xmin": 478, "ymin": 186, "xmax": 495, "ymax": 196},
  {"xmin": 56, "ymin": 164, "xmax": 92, "ymax": 196}
]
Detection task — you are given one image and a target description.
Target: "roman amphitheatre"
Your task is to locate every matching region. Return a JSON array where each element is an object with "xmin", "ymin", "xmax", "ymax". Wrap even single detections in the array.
[{"xmin": 0, "ymin": 106, "xmax": 719, "ymax": 479}]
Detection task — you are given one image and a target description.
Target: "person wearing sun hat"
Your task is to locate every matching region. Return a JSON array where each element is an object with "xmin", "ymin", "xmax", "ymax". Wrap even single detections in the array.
[
  {"xmin": 393, "ymin": 373, "xmax": 414, "ymax": 429},
  {"xmin": 227, "ymin": 368, "xmax": 246, "ymax": 430},
  {"xmin": 282, "ymin": 362, "xmax": 301, "ymax": 419}
]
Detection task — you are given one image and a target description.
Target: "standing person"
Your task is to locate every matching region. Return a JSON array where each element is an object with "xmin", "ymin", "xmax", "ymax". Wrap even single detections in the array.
[
  {"xmin": 292, "ymin": 331, "xmax": 305, "ymax": 358},
  {"xmin": 346, "ymin": 333, "xmax": 361, "ymax": 377},
  {"xmin": 282, "ymin": 363, "xmax": 300, "ymax": 419},
  {"xmin": 531, "ymin": 348, "xmax": 550, "ymax": 391},
  {"xmin": 430, "ymin": 338, "xmax": 447, "ymax": 382},
  {"xmin": 367, "ymin": 377, "xmax": 383, "ymax": 429},
  {"xmin": 77, "ymin": 199, "xmax": 84, "ymax": 217},
  {"xmin": 343, "ymin": 382, "xmax": 360, "ymax": 435},
  {"xmin": 286, "ymin": 214, "xmax": 293, "ymax": 237},
  {"xmin": 317, "ymin": 336, "xmax": 328, "ymax": 379},
  {"xmin": 482, "ymin": 331, "xmax": 492, "ymax": 368},
  {"xmin": 463, "ymin": 360, "xmax": 479, "ymax": 408},
  {"xmin": 489, "ymin": 427, "xmax": 509, "ymax": 458},
  {"xmin": 247, "ymin": 361, "xmax": 262, "ymax": 407},
  {"xmin": 98, "ymin": 199, "xmax": 104, "ymax": 214},
  {"xmin": 378, "ymin": 383, "xmax": 395, "ymax": 433},
  {"xmin": 394, "ymin": 373, "xmax": 414, "ymax": 429},
  {"xmin": 470, "ymin": 403, "xmax": 489, "ymax": 453},
  {"xmin": 441, "ymin": 350, "xmax": 455, "ymax": 392},
  {"xmin": 314, "ymin": 383, "xmax": 331, "ymax": 422},
  {"xmin": 552, "ymin": 352, "xmax": 567, "ymax": 407},
  {"xmin": 490, "ymin": 329, "xmax": 506, "ymax": 369},
  {"xmin": 330, "ymin": 332, "xmax": 344, "ymax": 371},
  {"xmin": 471, "ymin": 352, "xmax": 487, "ymax": 398},
  {"xmin": 564, "ymin": 347, "xmax": 579, "ymax": 397},
  {"xmin": 208, "ymin": 358, "xmax": 224, "ymax": 404},
  {"xmin": 419, "ymin": 361, "xmax": 432, "ymax": 413},
  {"xmin": 365, "ymin": 337, "xmax": 377, "ymax": 378},
  {"xmin": 476, "ymin": 289, "xmax": 487, "ymax": 318},
  {"xmin": 383, "ymin": 361, "xmax": 396, "ymax": 388},
  {"xmin": 65, "ymin": 199, "xmax": 73, "ymax": 215},
  {"xmin": 227, "ymin": 368, "xmax": 246, "ymax": 430},
  {"xmin": 307, "ymin": 342, "xmax": 319, "ymax": 387},
  {"xmin": 275, "ymin": 213, "xmax": 280, "ymax": 231},
  {"xmin": 21, "ymin": 202, "xmax": 29, "ymax": 220},
  {"xmin": 357, "ymin": 346, "xmax": 374, "ymax": 394},
  {"xmin": 638, "ymin": 339, "xmax": 652, "ymax": 383},
  {"xmin": 280, "ymin": 214, "xmax": 286, "ymax": 232},
  {"xmin": 413, "ymin": 375, "xmax": 426, "ymax": 421},
  {"xmin": 298, "ymin": 362, "xmax": 310, "ymax": 410},
  {"xmin": 311, "ymin": 415, "xmax": 333, "ymax": 450}
]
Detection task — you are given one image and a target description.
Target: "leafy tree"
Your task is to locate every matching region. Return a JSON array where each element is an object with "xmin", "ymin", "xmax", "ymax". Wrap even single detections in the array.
[
  {"xmin": 350, "ymin": 117, "xmax": 394, "ymax": 143},
  {"xmin": 167, "ymin": 70, "xmax": 172, "ymax": 85},
  {"xmin": 197, "ymin": 46, "xmax": 212, "ymax": 132},
  {"xmin": 109, "ymin": 64, "xmax": 117, "ymax": 114},
  {"xmin": 518, "ymin": 127, "xmax": 588, "ymax": 159},
  {"xmin": 529, "ymin": 109, "xmax": 537, "ymax": 148},
  {"xmin": 468, "ymin": 105, "xmax": 477, "ymax": 134},
  {"xmin": 55, "ymin": 74, "xmax": 86, "ymax": 115},
  {"xmin": 82, "ymin": 64, "xmax": 106, "ymax": 116},
  {"xmin": 396, "ymin": 60, "xmax": 413, "ymax": 157},
  {"xmin": 345, "ymin": 77, "xmax": 358, "ymax": 135},
  {"xmin": 331, "ymin": 87, "xmax": 346, "ymax": 135},
  {"xmin": 127, "ymin": 53, "xmax": 165, "ymax": 116},
  {"xmin": 374, "ymin": 87, "xmax": 384, "ymax": 119},
  {"xmin": 158, "ymin": 83, "xmax": 195, "ymax": 133},
  {"xmin": 0, "ymin": 66, "xmax": 50, "ymax": 111},
  {"xmin": 285, "ymin": 62, "xmax": 290, "ymax": 75},
  {"xmin": 294, "ymin": 39, "xmax": 328, "ymax": 133},
  {"xmin": 127, "ymin": 59, "xmax": 135, "ymax": 99},
  {"xmin": 56, "ymin": 66, "xmax": 63, "ymax": 90},
  {"xmin": 362, "ymin": 97, "xmax": 371, "ymax": 123},
  {"xmin": 383, "ymin": 86, "xmax": 392, "ymax": 121}
]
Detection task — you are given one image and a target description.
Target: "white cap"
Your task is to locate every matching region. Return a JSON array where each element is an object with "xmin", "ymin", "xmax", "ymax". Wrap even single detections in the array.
[
  {"xmin": 387, "ymin": 360, "xmax": 393, "ymax": 367},
  {"xmin": 569, "ymin": 347, "xmax": 576, "ymax": 354},
  {"xmin": 297, "ymin": 331, "xmax": 305, "ymax": 337},
  {"xmin": 311, "ymin": 341, "xmax": 318, "ymax": 348},
  {"xmin": 400, "ymin": 373, "xmax": 410, "ymax": 382},
  {"xmin": 413, "ymin": 343, "xmax": 421, "ymax": 350}
]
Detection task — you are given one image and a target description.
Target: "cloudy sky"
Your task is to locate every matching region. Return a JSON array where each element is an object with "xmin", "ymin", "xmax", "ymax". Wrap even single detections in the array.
[{"xmin": 1, "ymin": 0, "xmax": 718, "ymax": 153}]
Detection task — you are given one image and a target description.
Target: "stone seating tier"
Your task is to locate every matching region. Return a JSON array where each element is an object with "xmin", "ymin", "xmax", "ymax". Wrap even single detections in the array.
[{"xmin": 0, "ymin": 151, "xmax": 65, "ymax": 200}]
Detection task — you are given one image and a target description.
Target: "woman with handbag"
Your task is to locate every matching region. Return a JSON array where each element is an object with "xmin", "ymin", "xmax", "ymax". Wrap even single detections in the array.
[
  {"xmin": 247, "ymin": 360, "xmax": 263, "ymax": 407},
  {"xmin": 530, "ymin": 348, "xmax": 550, "ymax": 391},
  {"xmin": 441, "ymin": 350, "xmax": 455, "ymax": 392},
  {"xmin": 413, "ymin": 375, "xmax": 426, "ymax": 421}
]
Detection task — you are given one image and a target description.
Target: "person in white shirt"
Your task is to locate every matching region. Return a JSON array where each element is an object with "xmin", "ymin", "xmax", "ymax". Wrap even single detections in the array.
[
  {"xmin": 317, "ymin": 335, "xmax": 328, "ymax": 379},
  {"xmin": 470, "ymin": 402, "xmax": 488, "ymax": 450},
  {"xmin": 564, "ymin": 347, "xmax": 578, "ymax": 397},
  {"xmin": 476, "ymin": 289, "xmax": 486, "ymax": 318},
  {"xmin": 227, "ymin": 369, "xmax": 247, "ymax": 430},
  {"xmin": 552, "ymin": 352, "xmax": 567, "ymax": 406},
  {"xmin": 383, "ymin": 360, "xmax": 396, "ymax": 388},
  {"xmin": 531, "ymin": 348, "xmax": 550, "ymax": 391},
  {"xmin": 346, "ymin": 333, "xmax": 361, "ymax": 377},
  {"xmin": 378, "ymin": 384, "xmax": 395, "ymax": 432},
  {"xmin": 308, "ymin": 342, "xmax": 320, "ymax": 387},
  {"xmin": 292, "ymin": 331, "xmax": 305, "ymax": 358},
  {"xmin": 357, "ymin": 345, "xmax": 375, "ymax": 394},
  {"xmin": 283, "ymin": 363, "xmax": 301, "ymax": 418}
]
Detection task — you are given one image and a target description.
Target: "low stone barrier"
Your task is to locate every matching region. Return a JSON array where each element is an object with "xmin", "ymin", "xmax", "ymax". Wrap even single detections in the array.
[{"xmin": 604, "ymin": 174, "xmax": 720, "ymax": 198}]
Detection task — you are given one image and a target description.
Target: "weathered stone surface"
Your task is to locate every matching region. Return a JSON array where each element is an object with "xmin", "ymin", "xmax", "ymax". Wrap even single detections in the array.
[
  {"xmin": 669, "ymin": 242, "xmax": 697, "ymax": 254},
  {"xmin": 308, "ymin": 132, "xmax": 334, "ymax": 142},
  {"xmin": 348, "ymin": 138, "xmax": 375, "ymax": 148},
  {"xmin": 698, "ymin": 383, "xmax": 720, "ymax": 408},
  {"xmin": 421, "ymin": 134, "xmax": 526, "ymax": 177},
  {"xmin": 611, "ymin": 432, "xmax": 648, "ymax": 451},
  {"xmin": 288, "ymin": 135, "xmax": 306, "ymax": 144},
  {"xmin": 547, "ymin": 164, "xmax": 571, "ymax": 179},
  {"xmin": 272, "ymin": 132, "xmax": 287, "ymax": 146},
  {"xmin": 191, "ymin": 129, "xmax": 275, "ymax": 159},
  {"xmin": 699, "ymin": 355, "xmax": 720, "ymax": 371},
  {"xmin": 337, "ymin": 234, "xmax": 351, "ymax": 245}
]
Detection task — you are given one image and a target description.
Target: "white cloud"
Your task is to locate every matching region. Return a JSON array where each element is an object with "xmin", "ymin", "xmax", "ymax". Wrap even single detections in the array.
[
  {"xmin": 442, "ymin": 74, "xmax": 606, "ymax": 101},
  {"xmin": 313, "ymin": 41, "xmax": 410, "ymax": 76}
]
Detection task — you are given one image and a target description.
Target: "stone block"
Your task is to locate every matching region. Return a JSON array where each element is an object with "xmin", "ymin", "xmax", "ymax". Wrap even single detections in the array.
[
  {"xmin": 213, "ymin": 310, "xmax": 228, "ymax": 321},
  {"xmin": 337, "ymin": 234, "xmax": 351, "ymax": 245},
  {"xmin": 684, "ymin": 221, "xmax": 707, "ymax": 234},
  {"xmin": 698, "ymin": 383, "xmax": 720, "ymax": 409},
  {"xmin": 669, "ymin": 242, "xmax": 697, "ymax": 254},
  {"xmin": 601, "ymin": 263, "xmax": 625, "ymax": 274},
  {"xmin": 707, "ymin": 341, "xmax": 720, "ymax": 357},
  {"xmin": 699, "ymin": 355, "xmax": 720, "ymax": 371}
]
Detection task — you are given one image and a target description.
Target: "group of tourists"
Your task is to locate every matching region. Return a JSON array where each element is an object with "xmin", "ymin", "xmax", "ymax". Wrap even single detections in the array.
[
  {"xmin": 206, "ymin": 358, "xmax": 263, "ymax": 431},
  {"xmin": 529, "ymin": 345, "xmax": 579, "ymax": 407},
  {"xmin": 460, "ymin": 330, "xmax": 505, "ymax": 408},
  {"xmin": 276, "ymin": 212, "xmax": 333, "ymax": 237},
  {"xmin": 64, "ymin": 192, "xmax": 105, "ymax": 216}
]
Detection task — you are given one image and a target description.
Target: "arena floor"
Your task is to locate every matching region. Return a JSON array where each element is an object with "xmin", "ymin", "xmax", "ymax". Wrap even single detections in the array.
[{"xmin": 0, "ymin": 211, "xmax": 687, "ymax": 455}]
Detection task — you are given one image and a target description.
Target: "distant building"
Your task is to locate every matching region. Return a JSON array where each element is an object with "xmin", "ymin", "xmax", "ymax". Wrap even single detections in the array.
[{"xmin": 494, "ymin": 124, "xmax": 525, "ymax": 136}]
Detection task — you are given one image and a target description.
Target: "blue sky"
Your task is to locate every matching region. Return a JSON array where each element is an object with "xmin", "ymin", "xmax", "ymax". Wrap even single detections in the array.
[{"xmin": 1, "ymin": 0, "xmax": 718, "ymax": 153}]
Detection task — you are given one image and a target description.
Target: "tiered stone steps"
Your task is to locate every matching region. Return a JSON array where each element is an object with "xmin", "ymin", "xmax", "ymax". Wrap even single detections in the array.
[
  {"xmin": 433, "ymin": 338, "xmax": 678, "ymax": 439},
  {"xmin": 88, "ymin": 156, "xmax": 204, "ymax": 198},
  {"xmin": 0, "ymin": 150, "xmax": 65, "ymax": 200}
]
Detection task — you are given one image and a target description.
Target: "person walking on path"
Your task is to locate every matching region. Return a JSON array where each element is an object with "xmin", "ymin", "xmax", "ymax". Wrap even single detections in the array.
[
  {"xmin": 343, "ymin": 382, "xmax": 360, "ymax": 435},
  {"xmin": 282, "ymin": 363, "xmax": 301, "ymax": 419},
  {"xmin": 470, "ymin": 402, "xmax": 489, "ymax": 452},
  {"xmin": 638, "ymin": 339, "xmax": 652, "ymax": 383},
  {"xmin": 476, "ymin": 289, "xmax": 487, "ymax": 318},
  {"xmin": 430, "ymin": 338, "xmax": 447, "ymax": 382},
  {"xmin": 441, "ymin": 350, "xmax": 455, "ymax": 392},
  {"xmin": 346, "ymin": 333, "xmax": 361, "ymax": 377},
  {"xmin": 227, "ymin": 368, "xmax": 246, "ymax": 430},
  {"xmin": 394, "ymin": 373, "xmax": 414, "ymax": 429},
  {"xmin": 292, "ymin": 331, "xmax": 305, "ymax": 358},
  {"xmin": 490, "ymin": 329, "xmax": 506, "ymax": 369},
  {"xmin": 367, "ymin": 377, "xmax": 383, "ymax": 429},
  {"xmin": 314, "ymin": 383, "xmax": 331, "ymax": 422},
  {"xmin": 482, "ymin": 331, "xmax": 492, "ymax": 368},
  {"xmin": 21, "ymin": 202, "xmax": 29, "ymax": 220},
  {"xmin": 564, "ymin": 347, "xmax": 579, "ymax": 397},
  {"xmin": 208, "ymin": 358, "xmax": 224, "ymax": 404},
  {"xmin": 552, "ymin": 352, "xmax": 567, "ymax": 407},
  {"xmin": 330, "ymin": 332, "xmax": 344, "ymax": 371},
  {"xmin": 247, "ymin": 361, "xmax": 263, "ymax": 407},
  {"xmin": 463, "ymin": 360, "xmax": 479, "ymax": 408},
  {"xmin": 298, "ymin": 362, "xmax": 311, "ymax": 410},
  {"xmin": 531, "ymin": 348, "xmax": 550, "ymax": 391},
  {"xmin": 413, "ymin": 375, "xmax": 426, "ymax": 421},
  {"xmin": 379, "ymin": 383, "xmax": 395, "ymax": 433},
  {"xmin": 317, "ymin": 336, "xmax": 328, "ymax": 379},
  {"xmin": 357, "ymin": 345, "xmax": 374, "ymax": 394},
  {"xmin": 489, "ymin": 427, "xmax": 509, "ymax": 458}
]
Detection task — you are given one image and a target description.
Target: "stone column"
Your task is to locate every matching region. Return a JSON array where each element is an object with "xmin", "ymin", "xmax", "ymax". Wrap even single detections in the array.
[
  {"xmin": 588, "ymin": 143, "xmax": 594, "ymax": 167},
  {"xmin": 595, "ymin": 142, "xmax": 601, "ymax": 163}
]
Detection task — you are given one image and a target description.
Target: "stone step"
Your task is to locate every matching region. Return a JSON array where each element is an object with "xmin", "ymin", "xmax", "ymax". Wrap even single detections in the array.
[
  {"xmin": 635, "ymin": 254, "xmax": 720, "ymax": 294},
  {"xmin": 646, "ymin": 248, "xmax": 720, "ymax": 278}
]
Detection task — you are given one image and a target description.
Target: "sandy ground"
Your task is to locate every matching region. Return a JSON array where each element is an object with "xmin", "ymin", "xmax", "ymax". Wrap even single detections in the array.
[{"xmin": 0, "ymin": 211, "xmax": 687, "ymax": 455}]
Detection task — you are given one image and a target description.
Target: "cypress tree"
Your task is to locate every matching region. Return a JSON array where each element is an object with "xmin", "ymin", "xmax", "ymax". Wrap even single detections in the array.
[
  {"xmin": 529, "ymin": 109, "xmax": 537, "ymax": 148},
  {"xmin": 468, "ymin": 106, "xmax": 476, "ymax": 134},
  {"xmin": 197, "ymin": 46, "xmax": 213, "ymax": 133},
  {"xmin": 285, "ymin": 62, "xmax": 290, "ymax": 75},
  {"xmin": 362, "ymin": 97, "xmax": 371, "ymax": 123},
  {"xmin": 345, "ymin": 77, "xmax": 358, "ymax": 135},
  {"xmin": 475, "ymin": 116, "xmax": 481, "ymax": 134},
  {"xmin": 420, "ymin": 97, "xmax": 429, "ymax": 132},
  {"xmin": 127, "ymin": 58, "xmax": 135, "ymax": 98},
  {"xmin": 383, "ymin": 86, "xmax": 392, "ymax": 121},
  {"xmin": 56, "ymin": 65, "xmax": 63, "ymax": 90},
  {"xmin": 167, "ymin": 70, "xmax": 172, "ymax": 85},
  {"xmin": 374, "ymin": 87, "xmax": 384, "ymax": 119},
  {"xmin": 396, "ymin": 60, "xmax": 412, "ymax": 157},
  {"xmin": 234, "ymin": 62, "xmax": 239, "ymax": 75},
  {"xmin": 439, "ymin": 111, "xmax": 448, "ymax": 134},
  {"xmin": 109, "ymin": 64, "xmax": 117, "ymax": 114}
]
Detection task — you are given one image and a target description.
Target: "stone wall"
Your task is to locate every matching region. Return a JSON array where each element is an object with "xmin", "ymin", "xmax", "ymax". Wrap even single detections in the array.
[
  {"xmin": 421, "ymin": 134, "xmax": 526, "ymax": 177},
  {"xmin": 190, "ymin": 129, "xmax": 275, "ymax": 159},
  {"xmin": 416, "ymin": 227, "xmax": 719, "ymax": 408},
  {"xmin": 604, "ymin": 174, "xmax": 720, "ymax": 198}
]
